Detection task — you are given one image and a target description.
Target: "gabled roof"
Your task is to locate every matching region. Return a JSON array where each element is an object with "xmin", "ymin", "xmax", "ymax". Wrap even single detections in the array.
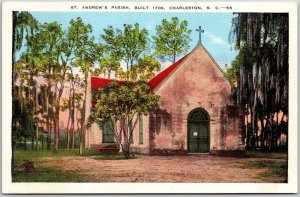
[
  {"xmin": 148, "ymin": 55, "xmax": 188, "ymax": 90},
  {"xmin": 148, "ymin": 44, "xmax": 232, "ymax": 91},
  {"xmin": 91, "ymin": 55, "xmax": 188, "ymax": 91}
]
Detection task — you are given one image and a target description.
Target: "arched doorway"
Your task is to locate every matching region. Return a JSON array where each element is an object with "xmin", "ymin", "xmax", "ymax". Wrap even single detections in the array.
[{"xmin": 188, "ymin": 108, "xmax": 210, "ymax": 153}]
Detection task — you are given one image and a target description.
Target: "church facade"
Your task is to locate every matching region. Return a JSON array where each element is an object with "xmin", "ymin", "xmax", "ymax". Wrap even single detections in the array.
[{"xmin": 85, "ymin": 43, "xmax": 244, "ymax": 155}]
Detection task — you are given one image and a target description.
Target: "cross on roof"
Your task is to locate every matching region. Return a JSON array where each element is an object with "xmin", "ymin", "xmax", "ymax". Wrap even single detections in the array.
[{"xmin": 196, "ymin": 26, "xmax": 204, "ymax": 44}]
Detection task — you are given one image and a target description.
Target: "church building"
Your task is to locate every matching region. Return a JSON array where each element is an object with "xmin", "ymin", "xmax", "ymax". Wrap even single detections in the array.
[{"xmin": 84, "ymin": 42, "xmax": 245, "ymax": 156}]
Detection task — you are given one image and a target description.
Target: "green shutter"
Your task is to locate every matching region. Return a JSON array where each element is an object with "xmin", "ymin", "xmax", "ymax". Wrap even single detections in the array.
[
  {"xmin": 129, "ymin": 121, "xmax": 134, "ymax": 144},
  {"xmin": 102, "ymin": 121, "xmax": 114, "ymax": 143},
  {"xmin": 139, "ymin": 117, "xmax": 143, "ymax": 144}
]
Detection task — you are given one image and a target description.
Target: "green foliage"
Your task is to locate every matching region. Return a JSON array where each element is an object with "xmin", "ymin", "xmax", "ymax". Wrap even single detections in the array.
[
  {"xmin": 12, "ymin": 94, "xmax": 36, "ymax": 145},
  {"xmin": 96, "ymin": 57, "xmax": 120, "ymax": 78},
  {"xmin": 12, "ymin": 11, "xmax": 38, "ymax": 67},
  {"xmin": 224, "ymin": 60, "xmax": 239, "ymax": 99},
  {"xmin": 124, "ymin": 54, "xmax": 161, "ymax": 81},
  {"xmin": 70, "ymin": 17, "xmax": 97, "ymax": 78},
  {"xmin": 225, "ymin": 62, "xmax": 239, "ymax": 88},
  {"xmin": 100, "ymin": 23, "xmax": 160, "ymax": 81},
  {"xmin": 101, "ymin": 23, "xmax": 148, "ymax": 68},
  {"xmin": 89, "ymin": 81, "xmax": 159, "ymax": 125},
  {"xmin": 153, "ymin": 17, "xmax": 192, "ymax": 63}
]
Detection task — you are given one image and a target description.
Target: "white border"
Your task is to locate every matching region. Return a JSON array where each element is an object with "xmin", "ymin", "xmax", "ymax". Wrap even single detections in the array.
[{"xmin": 2, "ymin": 1, "xmax": 298, "ymax": 194}]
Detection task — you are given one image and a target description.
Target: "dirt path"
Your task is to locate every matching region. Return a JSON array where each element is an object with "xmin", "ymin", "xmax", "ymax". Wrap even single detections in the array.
[{"xmin": 35, "ymin": 155, "xmax": 286, "ymax": 183}]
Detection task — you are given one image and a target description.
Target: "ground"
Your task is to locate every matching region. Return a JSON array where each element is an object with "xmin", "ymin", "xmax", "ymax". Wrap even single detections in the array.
[{"xmin": 13, "ymin": 150, "xmax": 287, "ymax": 183}]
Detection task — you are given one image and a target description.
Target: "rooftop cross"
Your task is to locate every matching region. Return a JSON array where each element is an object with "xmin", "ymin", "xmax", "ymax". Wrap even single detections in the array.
[{"xmin": 196, "ymin": 26, "xmax": 205, "ymax": 44}]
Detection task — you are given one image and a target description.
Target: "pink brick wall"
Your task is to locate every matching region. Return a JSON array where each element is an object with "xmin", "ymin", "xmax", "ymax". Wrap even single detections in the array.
[{"xmin": 149, "ymin": 44, "xmax": 242, "ymax": 153}]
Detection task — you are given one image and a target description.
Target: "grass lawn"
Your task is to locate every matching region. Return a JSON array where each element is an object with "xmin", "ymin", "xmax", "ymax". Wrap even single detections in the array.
[
  {"xmin": 13, "ymin": 148, "xmax": 100, "ymax": 167},
  {"xmin": 239, "ymin": 150, "xmax": 288, "ymax": 182},
  {"xmin": 12, "ymin": 148, "xmax": 129, "ymax": 182},
  {"xmin": 12, "ymin": 149, "xmax": 288, "ymax": 182}
]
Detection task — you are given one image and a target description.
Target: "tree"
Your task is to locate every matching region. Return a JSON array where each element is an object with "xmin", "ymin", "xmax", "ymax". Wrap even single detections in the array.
[
  {"xmin": 36, "ymin": 22, "xmax": 63, "ymax": 150},
  {"xmin": 12, "ymin": 12, "xmax": 38, "ymax": 169},
  {"xmin": 230, "ymin": 13, "xmax": 289, "ymax": 150},
  {"xmin": 70, "ymin": 17, "xmax": 97, "ymax": 155},
  {"xmin": 100, "ymin": 23, "xmax": 151, "ymax": 80},
  {"xmin": 14, "ymin": 18, "xmax": 44, "ymax": 150},
  {"xmin": 88, "ymin": 81, "xmax": 159, "ymax": 159},
  {"xmin": 153, "ymin": 17, "xmax": 192, "ymax": 63}
]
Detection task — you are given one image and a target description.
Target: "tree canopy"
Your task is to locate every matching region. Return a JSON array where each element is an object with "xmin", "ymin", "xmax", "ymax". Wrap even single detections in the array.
[{"xmin": 153, "ymin": 17, "xmax": 192, "ymax": 63}]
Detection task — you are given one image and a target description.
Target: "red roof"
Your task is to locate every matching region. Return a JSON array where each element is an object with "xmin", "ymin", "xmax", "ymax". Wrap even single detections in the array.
[
  {"xmin": 91, "ymin": 55, "xmax": 188, "ymax": 91},
  {"xmin": 91, "ymin": 77, "xmax": 123, "ymax": 90},
  {"xmin": 148, "ymin": 55, "xmax": 187, "ymax": 90}
]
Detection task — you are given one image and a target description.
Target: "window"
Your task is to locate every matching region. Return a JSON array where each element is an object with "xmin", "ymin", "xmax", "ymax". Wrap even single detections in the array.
[
  {"xmin": 139, "ymin": 116, "xmax": 143, "ymax": 144},
  {"xmin": 129, "ymin": 121, "xmax": 134, "ymax": 144},
  {"xmin": 102, "ymin": 121, "xmax": 114, "ymax": 143}
]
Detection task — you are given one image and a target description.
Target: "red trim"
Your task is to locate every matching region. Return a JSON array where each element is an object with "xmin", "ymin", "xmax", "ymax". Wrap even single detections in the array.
[
  {"xmin": 148, "ymin": 55, "xmax": 187, "ymax": 90},
  {"xmin": 91, "ymin": 77, "xmax": 123, "ymax": 90}
]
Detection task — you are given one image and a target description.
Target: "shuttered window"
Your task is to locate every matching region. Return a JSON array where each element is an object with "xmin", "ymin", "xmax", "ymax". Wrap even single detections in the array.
[
  {"xmin": 139, "ymin": 117, "xmax": 143, "ymax": 144},
  {"xmin": 102, "ymin": 121, "xmax": 114, "ymax": 143}
]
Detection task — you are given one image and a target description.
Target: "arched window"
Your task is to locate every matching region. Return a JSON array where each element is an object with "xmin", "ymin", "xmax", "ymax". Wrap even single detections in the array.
[{"xmin": 188, "ymin": 108, "xmax": 210, "ymax": 122}]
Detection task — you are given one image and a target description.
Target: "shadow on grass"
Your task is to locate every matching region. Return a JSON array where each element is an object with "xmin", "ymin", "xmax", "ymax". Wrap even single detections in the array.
[
  {"xmin": 245, "ymin": 150, "xmax": 288, "ymax": 160},
  {"xmin": 13, "ymin": 149, "xmax": 100, "ymax": 166},
  {"xmin": 12, "ymin": 168, "xmax": 91, "ymax": 182}
]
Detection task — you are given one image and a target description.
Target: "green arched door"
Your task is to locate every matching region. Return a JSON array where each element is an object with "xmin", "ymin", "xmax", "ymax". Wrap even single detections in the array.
[{"xmin": 188, "ymin": 108, "xmax": 210, "ymax": 153}]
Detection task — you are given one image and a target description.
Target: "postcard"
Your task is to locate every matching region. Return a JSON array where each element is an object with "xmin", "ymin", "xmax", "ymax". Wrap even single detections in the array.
[{"xmin": 2, "ymin": 1, "xmax": 298, "ymax": 194}]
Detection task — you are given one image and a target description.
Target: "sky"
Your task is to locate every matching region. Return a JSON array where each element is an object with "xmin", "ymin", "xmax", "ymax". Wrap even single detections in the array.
[{"xmin": 27, "ymin": 12, "xmax": 238, "ymax": 70}]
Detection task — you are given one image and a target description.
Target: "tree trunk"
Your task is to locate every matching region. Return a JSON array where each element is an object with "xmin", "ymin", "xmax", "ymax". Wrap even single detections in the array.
[
  {"xmin": 35, "ymin": 84, "xmax": 39, "ymax": 151},
  {"xmin": 54, "ymin": 111, "xmax": 60, "ymax": 153},
  {"xmin": 35, "ymin": 125, "xmax": 39, "ymax": 151},
  {"xmin": 47, "ymin": 119, "xmax": 51, "ymax": 150},
  {"xmin": 72, "ymin": 122, "xmax": 75, "ymax": 149},
  {"xmin": 46, "ymin": 85, "xmax": 51, "ymax": 150},
  {"xmin": 79, "ymin": 132, "xmax": 83, "ymax": 155},
  {"xmin": 79, "ymin": 77, "xmax": 88, "ymax": 156},
  {"xmin": 66, "ymin": 110, "xmax": 71, "ymax": 149},
  {"xmin": 54, "ymin": 77, "xmax": 65, "ymax": 152},
  {"xmin": 46, "ymin": 118, "xmax": 51, "ymax": 150}
]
